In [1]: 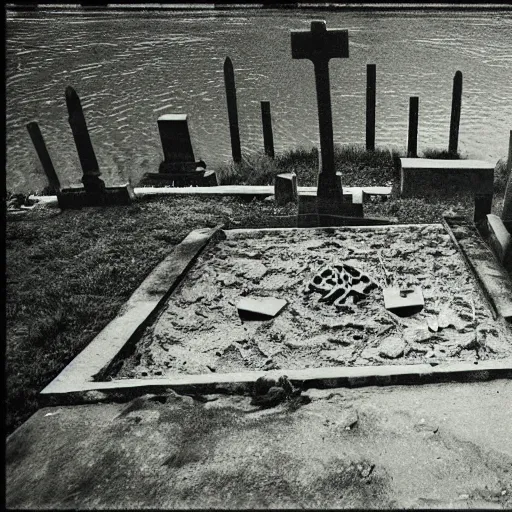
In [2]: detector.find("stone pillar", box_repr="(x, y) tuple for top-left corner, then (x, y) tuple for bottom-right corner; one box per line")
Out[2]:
(224, 56), (242, 164)
(366, 64), (376, 151)
(407, 96), (419, 158)
(448, 71), (463, 155)
(261, 101), (275, 158)
(275, 173), (298, 206)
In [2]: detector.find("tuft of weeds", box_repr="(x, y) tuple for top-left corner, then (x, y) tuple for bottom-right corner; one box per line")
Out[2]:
(422, 148), (462, 160)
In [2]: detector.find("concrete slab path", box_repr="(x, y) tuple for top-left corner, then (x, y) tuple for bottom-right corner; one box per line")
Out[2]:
(7, 379), (512, 509)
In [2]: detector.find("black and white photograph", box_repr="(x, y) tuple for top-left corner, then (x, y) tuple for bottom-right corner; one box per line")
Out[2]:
(5, 0), (512, 508)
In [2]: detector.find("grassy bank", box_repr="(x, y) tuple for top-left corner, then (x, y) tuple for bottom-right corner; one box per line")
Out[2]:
(5, 145), (508, 436)
(217, 144), (397, 188)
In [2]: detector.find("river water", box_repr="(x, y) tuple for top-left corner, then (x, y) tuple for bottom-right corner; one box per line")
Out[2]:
(6, 8), (512, 193)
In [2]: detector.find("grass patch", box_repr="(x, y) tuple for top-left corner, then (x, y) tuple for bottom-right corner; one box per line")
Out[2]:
(4, 196), (296, 436)
(422, 148), (462, 160)
(216, 144), (396, 188)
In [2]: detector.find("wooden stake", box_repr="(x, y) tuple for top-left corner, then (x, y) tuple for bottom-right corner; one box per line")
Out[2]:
(261, 101), (275, 158)
(407, 96), (419, 158)
(366, 64), (376, 151)
(448, 71), (463, 155)
(224, 57), (242, 164)
(26, 122), (61, 193)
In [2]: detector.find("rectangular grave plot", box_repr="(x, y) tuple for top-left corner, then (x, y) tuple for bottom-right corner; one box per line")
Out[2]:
(110, 224), (512, 381)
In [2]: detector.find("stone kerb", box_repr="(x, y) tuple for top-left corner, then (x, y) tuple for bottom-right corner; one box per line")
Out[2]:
(487, 214), (511, 268)
(274, 173), (298, 205)
(399, 158), (495, 198)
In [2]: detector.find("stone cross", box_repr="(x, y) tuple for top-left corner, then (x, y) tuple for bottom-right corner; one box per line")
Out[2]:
(291, 20), (349, 202)
(65, 86), (106, 196)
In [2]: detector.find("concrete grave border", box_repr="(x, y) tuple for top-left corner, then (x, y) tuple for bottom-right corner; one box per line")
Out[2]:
(29, 185), (392, 207)
(41, 223), (512, 404)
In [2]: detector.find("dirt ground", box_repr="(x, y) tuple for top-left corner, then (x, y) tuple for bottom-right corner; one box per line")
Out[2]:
(115, 225), (512, 379)
(6, 379), (512, 509)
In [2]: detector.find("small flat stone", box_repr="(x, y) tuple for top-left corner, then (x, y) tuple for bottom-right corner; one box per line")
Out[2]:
(403, 326), (434, 344)
(379, 336), (405, 359)
(216, 273), (236, 286)
(232, 259), (268, 280)
(484, 335), (510, 354)
(454, 331), (478, 350)
(332, 408), (359, 430)
(383, 287), (424, 315)
(427, 317), (439, 332)
(438, 306), (458, 329)
(237, 296), (287, 318)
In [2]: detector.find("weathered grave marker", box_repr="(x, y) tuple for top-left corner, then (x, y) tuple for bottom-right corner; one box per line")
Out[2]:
(261, 101), (275, 158)
(407, 96), (419, 158)
(157, 114), (205, 173)
(366, 64), (376, 151)
(26, 121), (61, 193)
(224, 56), (242, 163)
(140, 114), (217, 187)
(66, 86), (106, 196)
(502, 130), (512, 231)
(291, 20), (349, 208)
(275, 173), (297, 205)
(58, 86), (134, 208)
(448, 71), (463, 155)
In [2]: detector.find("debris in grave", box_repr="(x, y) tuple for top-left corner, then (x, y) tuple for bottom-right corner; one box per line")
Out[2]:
(6, 193), (35, 210)
(237, 296), (287, 320)
(437, 304), (459, 329)
(378, 335), (406, 359)
(250, 375), (307, 410)
(383, 286), (424, 317)
(378, 251), (393, 286)
(402, 325), (438, 344)
(306, 263), (379, 307)
(427, 316), (439, 332)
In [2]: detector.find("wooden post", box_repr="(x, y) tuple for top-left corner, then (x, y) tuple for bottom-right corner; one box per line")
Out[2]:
(224, 57), (242, 164)
(449, 71), (463, 155)
(407, 96), (419, 158)
(366, 64), (376, 151)
(261, 101), (275, 158)
(65, 85), (106, 195)
(502, 130), (512, 229)
(26, 122), (61, 193)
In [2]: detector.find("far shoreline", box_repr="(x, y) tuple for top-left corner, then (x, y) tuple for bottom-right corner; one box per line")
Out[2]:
(6, 3), (512, 12)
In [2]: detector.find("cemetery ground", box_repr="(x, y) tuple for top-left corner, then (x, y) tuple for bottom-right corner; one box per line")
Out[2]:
(5, 146), (512, 508)
(5, 145), (510, 436)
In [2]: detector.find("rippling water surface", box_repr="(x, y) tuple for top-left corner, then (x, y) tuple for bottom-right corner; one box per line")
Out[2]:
(6, 8), (512, 192)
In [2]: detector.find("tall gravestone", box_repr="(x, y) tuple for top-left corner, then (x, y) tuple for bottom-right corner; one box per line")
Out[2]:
(291, 21), (359, 221)
(291, 21), (348, 202)
(66, 86), (106, 197)
(57, 86), (134, 208)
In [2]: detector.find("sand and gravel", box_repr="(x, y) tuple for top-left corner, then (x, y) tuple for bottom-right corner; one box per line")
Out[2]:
(114, 225), (512, 379)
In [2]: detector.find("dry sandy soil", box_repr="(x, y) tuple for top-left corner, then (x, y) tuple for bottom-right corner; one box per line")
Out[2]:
(115, 224), (512, 379)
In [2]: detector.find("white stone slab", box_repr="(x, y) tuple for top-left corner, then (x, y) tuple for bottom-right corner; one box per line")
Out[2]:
(237, 297), (287, 318)
(158, 114), (188, 122)
(400, 158), (495, 170)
